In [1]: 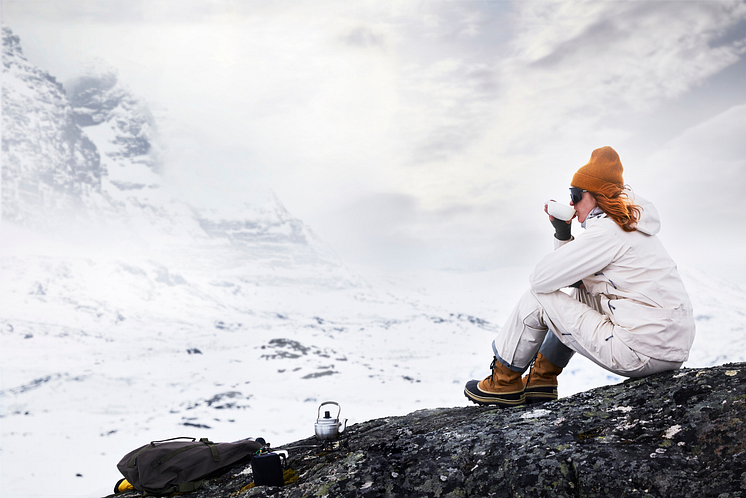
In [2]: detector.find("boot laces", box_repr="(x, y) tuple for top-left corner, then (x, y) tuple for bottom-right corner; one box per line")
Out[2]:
(490, 356), (535, 383)
(526, 354), (537, 386)
(488, 357), (498, 382)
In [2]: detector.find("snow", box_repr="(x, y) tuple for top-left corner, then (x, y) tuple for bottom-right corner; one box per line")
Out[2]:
(1, 233), (745, 498)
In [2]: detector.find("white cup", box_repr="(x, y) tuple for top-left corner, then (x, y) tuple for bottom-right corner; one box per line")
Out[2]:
(546, 200), (575, 221)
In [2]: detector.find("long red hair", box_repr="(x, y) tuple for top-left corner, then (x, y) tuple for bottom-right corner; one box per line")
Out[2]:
(591, 184), (642, 232)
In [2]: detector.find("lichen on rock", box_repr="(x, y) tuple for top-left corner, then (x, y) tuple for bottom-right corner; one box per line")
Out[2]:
(106, 362), (746, 498)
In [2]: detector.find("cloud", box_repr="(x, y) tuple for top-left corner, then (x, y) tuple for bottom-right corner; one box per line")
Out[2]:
(640, 104), (746, 215)
(2, 0), (283, 24)
(339, 26), (386, 49)
(3, 0), (745, 281)
(491, 0), (746, 138)
(636, 104), (746, 281)
(396, 59), (499, 164)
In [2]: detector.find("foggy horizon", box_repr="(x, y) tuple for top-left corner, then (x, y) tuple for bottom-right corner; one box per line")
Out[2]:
(3, 0), (745, 284)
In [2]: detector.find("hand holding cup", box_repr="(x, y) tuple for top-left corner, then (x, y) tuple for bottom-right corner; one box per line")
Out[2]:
(545, 200), (575, 222)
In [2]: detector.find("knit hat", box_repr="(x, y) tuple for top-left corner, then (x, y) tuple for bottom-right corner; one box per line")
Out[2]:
(571, 146), (624, 193)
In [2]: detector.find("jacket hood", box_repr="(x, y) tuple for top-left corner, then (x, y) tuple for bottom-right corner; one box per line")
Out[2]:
(632, 194), (660, 235)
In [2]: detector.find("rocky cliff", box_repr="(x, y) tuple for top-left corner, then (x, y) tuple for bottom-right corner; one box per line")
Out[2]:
(2, 26), (105, 226)
(106, 362), (745, 498)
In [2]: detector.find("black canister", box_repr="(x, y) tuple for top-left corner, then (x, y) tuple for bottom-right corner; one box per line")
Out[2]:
(251, 451), (287, 487)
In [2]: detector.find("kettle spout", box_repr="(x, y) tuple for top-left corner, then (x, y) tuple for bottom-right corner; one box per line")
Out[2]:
(339, 418), (348, 434)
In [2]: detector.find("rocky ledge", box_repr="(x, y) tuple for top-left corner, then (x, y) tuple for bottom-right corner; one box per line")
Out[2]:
(107, 362), (746, 498)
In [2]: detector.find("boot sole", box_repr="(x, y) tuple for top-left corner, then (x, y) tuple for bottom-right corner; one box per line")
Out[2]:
(525, 386), (558, 404)
(464, 380), (525, 408)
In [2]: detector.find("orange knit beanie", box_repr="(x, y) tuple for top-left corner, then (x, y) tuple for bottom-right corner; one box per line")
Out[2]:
(571, 146), (624, 193)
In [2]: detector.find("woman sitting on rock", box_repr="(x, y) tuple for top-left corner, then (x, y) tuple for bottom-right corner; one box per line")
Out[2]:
(464, 146), (695, 407)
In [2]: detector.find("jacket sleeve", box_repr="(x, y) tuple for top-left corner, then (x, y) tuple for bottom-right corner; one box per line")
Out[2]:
(529, 223), (623, 294)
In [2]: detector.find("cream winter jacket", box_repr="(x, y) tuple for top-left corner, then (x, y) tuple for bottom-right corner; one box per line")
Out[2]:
(529, 197), (695, 362)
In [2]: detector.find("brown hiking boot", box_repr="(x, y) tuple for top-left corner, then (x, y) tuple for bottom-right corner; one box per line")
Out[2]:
(464, 356), (525, 407)
(522, 352), (562, 404)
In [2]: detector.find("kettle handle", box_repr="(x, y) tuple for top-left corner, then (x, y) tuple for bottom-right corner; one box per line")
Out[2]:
(317, 401), (341, 419)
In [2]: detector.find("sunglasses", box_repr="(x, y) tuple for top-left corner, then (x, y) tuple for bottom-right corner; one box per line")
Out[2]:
(569, 187), (587, 205)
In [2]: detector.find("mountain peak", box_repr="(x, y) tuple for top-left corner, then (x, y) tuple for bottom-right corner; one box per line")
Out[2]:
(2, 26), (26, 63)
(2, 26), (103, 227)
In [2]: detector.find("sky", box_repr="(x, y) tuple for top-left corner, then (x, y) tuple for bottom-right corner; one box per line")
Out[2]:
(3, 0), (746, 284)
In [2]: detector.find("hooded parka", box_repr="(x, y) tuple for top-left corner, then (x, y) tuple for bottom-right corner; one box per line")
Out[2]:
(531, 195), (695, 362)
(492, 195), (695, 377)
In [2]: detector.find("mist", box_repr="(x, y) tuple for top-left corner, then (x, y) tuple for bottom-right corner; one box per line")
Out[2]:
(4, 0), (746, 283)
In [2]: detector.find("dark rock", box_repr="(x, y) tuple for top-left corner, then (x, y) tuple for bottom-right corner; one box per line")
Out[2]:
(105, 362), (746, 497)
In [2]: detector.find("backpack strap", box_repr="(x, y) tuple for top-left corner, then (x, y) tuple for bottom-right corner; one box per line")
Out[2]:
(148, 439), (220, 470)
(149, 443), (203, 469)
(128, 446), (152, 469)
(199, 438), (220, 462)
(142, 479), (206, 496)
(178, 479), (206, 492)
(150, 437), (196, 444)
(127, 437), (196, 468)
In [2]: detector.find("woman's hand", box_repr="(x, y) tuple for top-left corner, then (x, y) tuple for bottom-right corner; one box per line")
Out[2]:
(544, 201), (572, 241)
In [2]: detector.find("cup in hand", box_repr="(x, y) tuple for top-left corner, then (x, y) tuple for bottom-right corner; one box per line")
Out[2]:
(546, 200), (575, 221)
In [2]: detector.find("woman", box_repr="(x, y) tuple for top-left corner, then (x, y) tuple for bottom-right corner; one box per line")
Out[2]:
(464, 146), (695, 407)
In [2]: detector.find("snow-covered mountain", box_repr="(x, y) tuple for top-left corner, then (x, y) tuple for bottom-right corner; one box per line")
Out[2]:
(67, 61), (158, 168)
(2, 25), (746, 498)
(2, 26), (349, 283)
(1, 27), (106, 228)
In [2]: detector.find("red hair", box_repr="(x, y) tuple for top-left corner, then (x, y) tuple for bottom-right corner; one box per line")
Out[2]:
(591, 184), (642, 232)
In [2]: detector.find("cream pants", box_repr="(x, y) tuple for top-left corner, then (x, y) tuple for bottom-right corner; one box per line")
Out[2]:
(492, 288), (682, 377)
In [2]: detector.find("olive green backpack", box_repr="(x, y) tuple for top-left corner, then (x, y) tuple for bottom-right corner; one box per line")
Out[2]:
(116, 436), (264, 495)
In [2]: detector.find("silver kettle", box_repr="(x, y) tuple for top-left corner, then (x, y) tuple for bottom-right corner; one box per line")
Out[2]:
(314, 401), (347, 440)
